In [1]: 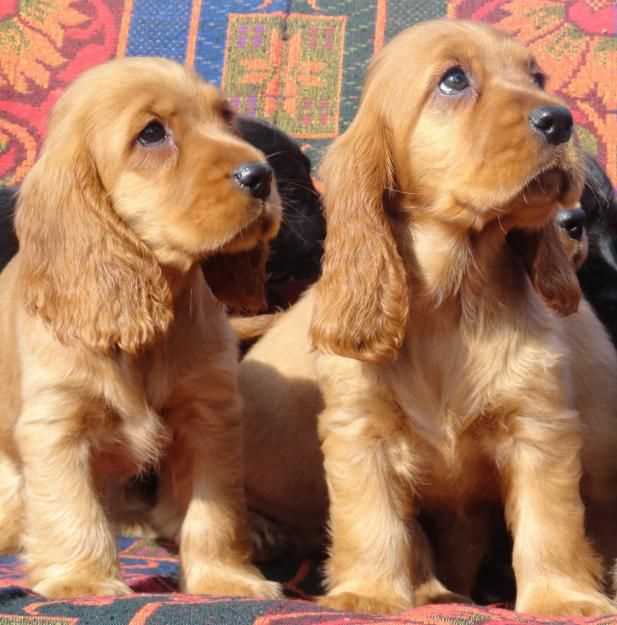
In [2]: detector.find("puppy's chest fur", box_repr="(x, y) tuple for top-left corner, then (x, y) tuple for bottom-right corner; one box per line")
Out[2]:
(387, 298), (563, 504)
(90, 305), (233, 481)
(86, 356), (172, 480)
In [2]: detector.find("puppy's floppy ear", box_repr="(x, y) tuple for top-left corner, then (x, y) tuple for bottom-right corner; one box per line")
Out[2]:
(310, 110), (409, 362)
(508, 220), (581, 316)
(15, 140), (173, 353)
(201, 243), (269, 314)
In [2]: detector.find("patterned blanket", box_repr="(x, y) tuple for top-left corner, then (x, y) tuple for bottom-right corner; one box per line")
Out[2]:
(0, 537), (615, 625)
(1, 0), (617, 623)
(0, 1), (616, 185)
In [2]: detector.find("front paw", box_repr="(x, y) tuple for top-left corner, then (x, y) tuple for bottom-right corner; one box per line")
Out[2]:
(184, 563), (282, 599)
(318, 591), (412, 614)
(517, 587), (617, 616)
(33, 576), (131, 599)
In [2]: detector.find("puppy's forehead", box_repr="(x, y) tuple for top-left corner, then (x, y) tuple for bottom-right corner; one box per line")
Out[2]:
(127, 70), (223, 120)
(388, 19), (534, 74)
(111, 62), (205, 111)
(58, 57), (218, 120)
(464, 25), (536, 72)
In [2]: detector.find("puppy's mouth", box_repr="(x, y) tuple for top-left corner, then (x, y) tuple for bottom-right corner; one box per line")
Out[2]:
(220, 198), (281, 254)
(519, 166), (572, 204)
(500, 158), (581, 228)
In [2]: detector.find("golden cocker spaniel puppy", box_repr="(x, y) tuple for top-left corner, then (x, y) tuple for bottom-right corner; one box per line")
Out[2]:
(239, 20), (617, 616)
(0, 57), (282, 600)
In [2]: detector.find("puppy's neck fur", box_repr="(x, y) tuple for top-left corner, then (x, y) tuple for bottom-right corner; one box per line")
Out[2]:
(400, 215), (525, 324)
(162, 264), (223, 323)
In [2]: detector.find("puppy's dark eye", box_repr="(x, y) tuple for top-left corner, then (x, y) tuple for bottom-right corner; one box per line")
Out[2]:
(438, 66), (470, 95)
(565, 222), (583, 240)
(532, 72), (546, 89)
(137, 120), (167, 146)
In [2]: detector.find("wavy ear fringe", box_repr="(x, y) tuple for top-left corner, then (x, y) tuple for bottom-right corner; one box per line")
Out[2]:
(310, 115), (409, 363)
(201, 243), (270, 315)
(508, 221), (581, 316)
(15, 148), (173, 354)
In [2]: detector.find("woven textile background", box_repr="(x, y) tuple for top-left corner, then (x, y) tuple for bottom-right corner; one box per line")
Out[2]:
(0, 537), (616, 625)
(0, 0), (616, 187)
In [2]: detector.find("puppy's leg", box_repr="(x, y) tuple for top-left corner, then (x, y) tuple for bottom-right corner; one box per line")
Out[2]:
(582, 475), (617, 596)
(317, 399), (418, 614)
(157, 398), (281, 599)
(504, 407), (616, 616)
(0, 452), (23, 553)
(580, 426), (617, 596)
(17, 400), (129, 599)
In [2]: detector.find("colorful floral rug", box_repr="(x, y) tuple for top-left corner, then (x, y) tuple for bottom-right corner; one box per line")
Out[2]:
(0, 537), (615, 625)
(0, 1), (615, 187)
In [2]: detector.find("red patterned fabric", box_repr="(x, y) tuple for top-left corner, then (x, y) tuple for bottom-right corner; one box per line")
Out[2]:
(0, 0), (126, 183)
(0, 538), (615, 624)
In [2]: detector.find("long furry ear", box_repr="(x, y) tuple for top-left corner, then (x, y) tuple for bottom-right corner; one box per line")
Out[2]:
(508, 220), (581, 316)
(309, 116), (409, 362)
(15, 147), (173, 353)
(201, 242), (269, 314)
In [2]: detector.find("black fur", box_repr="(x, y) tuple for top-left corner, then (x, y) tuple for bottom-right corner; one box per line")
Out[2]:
(0, 186), (17, 271)
(235, 116), (324, 309)
(575, 154), (617, 346)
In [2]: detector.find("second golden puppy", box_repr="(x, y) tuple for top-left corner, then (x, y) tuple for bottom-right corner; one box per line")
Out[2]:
(0, 57), (281, 599)
(240, 20), (617, 616)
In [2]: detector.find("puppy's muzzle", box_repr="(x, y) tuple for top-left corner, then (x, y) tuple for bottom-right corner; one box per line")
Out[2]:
(233, 161), (273, 200)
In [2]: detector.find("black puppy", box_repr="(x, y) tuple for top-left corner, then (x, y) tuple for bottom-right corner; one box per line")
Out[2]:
(556, 154), (617, 346)
(235, 117), (324, 309)
(0, 116), (325, 312)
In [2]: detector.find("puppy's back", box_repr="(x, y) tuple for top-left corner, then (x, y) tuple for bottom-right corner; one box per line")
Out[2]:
(240, 290), (327, 528)
(560, 299), (617, 467)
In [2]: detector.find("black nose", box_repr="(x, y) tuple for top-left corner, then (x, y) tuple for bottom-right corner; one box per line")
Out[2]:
(233, 161), (272, 200)
(529, 106), (573, 145)
(556, 205), (586, 241)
